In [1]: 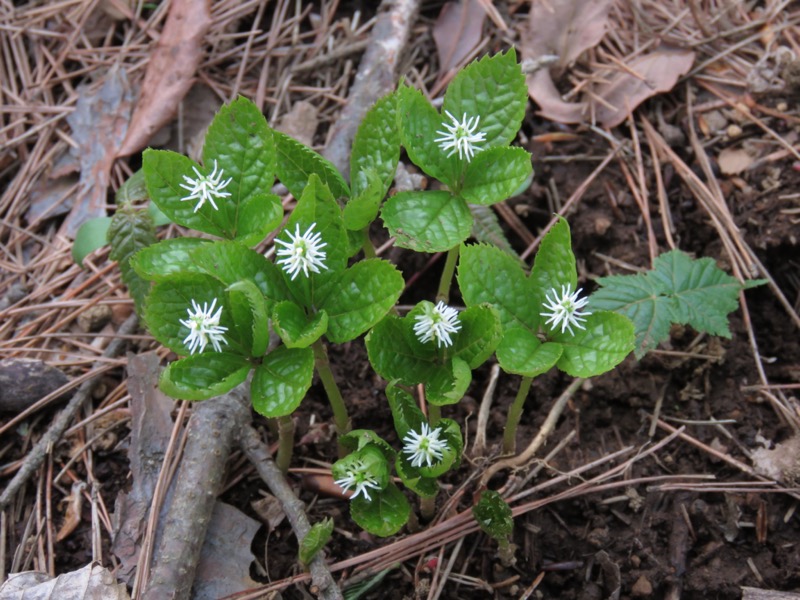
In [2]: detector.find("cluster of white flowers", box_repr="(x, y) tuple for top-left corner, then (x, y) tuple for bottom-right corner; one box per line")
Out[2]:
(275, 223), (328, 280)
(413, 301), (461, 348)
(434, 110), (486, 162)
(540, 284), (591, 336)
(179, 160), (232, 212)
(334, 460), (382, 501)
(179, 298), (229, 354)
(402, 423), (447, 468)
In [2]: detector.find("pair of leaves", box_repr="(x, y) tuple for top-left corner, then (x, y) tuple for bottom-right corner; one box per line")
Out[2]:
(458, 219), (635, 378)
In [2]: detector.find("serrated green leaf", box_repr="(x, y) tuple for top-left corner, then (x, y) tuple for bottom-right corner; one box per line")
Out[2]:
(395, 457), (439, 498)
(107, 206), (158, 313)
(386, 384), (425, 440)
(234, 192), (283, 247)
(343, 169), (383, 231)
(472, 490), (513, 542)
(496, 328), (562, 377)
(143, 274), (244, 355)
(318, 259), (404, 343)
(159, 352), (251, 401)
(227, 279), (270, 357)
(272, 301), (328, 348)
(131, 238), (210, 281)
(458, 243), (539, 332)
(426, 356), (471, 406)
(339, 431), (396, 462)
(554, 312), (634, 377)
(116, 169), (148, 206)
(350, 482), (409, 537)
(273, 130), (349, 199)
(381, 191), (472, 252)
(417, 417), (462, 478)
(299, 518), (334, 567)
(461, 147), (532, 206)
(592, 249), (745, 358)
(469, 204), (519, 259)
(452, 304), (502, 369)
(73, 217), (112, 267)
(365, 315), (439, 385)
(530, 218), (577, 317)
(351, 92), (400, 198)
(251, 346), (314, 417)
(442, 49), (527, 149)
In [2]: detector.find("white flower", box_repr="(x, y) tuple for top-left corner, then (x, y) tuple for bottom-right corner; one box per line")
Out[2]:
(179, 298), (229, 354)
(540, 284), (592, 336)
(275, 223), (328, 280)
(402, 423), (447, 468)
(179, 159), (232, 212)
(334, 460), (382, 501)
(413, 301), (461, 348)
(434, 110), (487, 162)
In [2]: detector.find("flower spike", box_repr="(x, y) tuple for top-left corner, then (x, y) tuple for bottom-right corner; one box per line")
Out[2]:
(402, 423), (447, 468)
(540, 284), (592, 336)
(179, 298), (229, 354)
(334, 460), (382, 501)
(275, 223), (328, 280)
(413, 301), (462, 348)
(434, 110), (487, 162)
(179, 159), (232, 212)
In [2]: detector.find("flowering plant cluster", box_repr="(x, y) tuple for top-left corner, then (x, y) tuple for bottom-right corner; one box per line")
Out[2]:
(90, 49), (752, 544)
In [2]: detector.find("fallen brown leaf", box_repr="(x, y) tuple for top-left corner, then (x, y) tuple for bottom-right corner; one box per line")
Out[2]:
(0, 563), (130, 600)
(526, 68), (587, 124)
(718, 147), (755, 175)
(117, 0), (211, 157)
(56, 481), (87, 542)
(433, 0), (486, 78)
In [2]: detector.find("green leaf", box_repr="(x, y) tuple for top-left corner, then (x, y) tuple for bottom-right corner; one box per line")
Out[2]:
(159, 352), (251, 400)
(273, 130), (349, 199)
(365, 314), (438, 385)
(458, 243), (539, 332)
(452, 304), (502, 369)
(131, 238), (210, 281)
(107, 206), (158, 314)
(339, 431), (396, 462)
(381, 191), (472, 252)
(73, 217), (112, 267)
(442, 49), (527, 148)
(251, 346), (314, 417)
(472, 490), (513, 541)
(496, 328), (562, 377)
(350, 482), (410, 537)
(426, 356), (471, 406)
(461, 147), (532, 206)
(396, 85), (456, 187)
(299, 518), (334, 567)
(147, 201), (172, 227)
(318, 259), (404, 343)
(143, 274), (244, 355)
(470, 204), (519, 259)
(417, 417), (463, 478)
(272, 301), (328, 348)
(227, 279), (270, 357)
(386, 384), (425, 440)
(530, 218), (577, 315)
(554, 312), (635, 377)
(591, 249), (745, 358)
(343, 169), (383, 231)
(395, 456), (439, 499)
(350, 91), (400, 198)
(343, 569), (395, 600)
(115, 169), (148, 206)
(234, 192), (283, 247)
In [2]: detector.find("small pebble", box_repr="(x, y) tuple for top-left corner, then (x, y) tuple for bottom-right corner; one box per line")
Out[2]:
(726, 124), (743, 138)
(631, 575), (653, 597)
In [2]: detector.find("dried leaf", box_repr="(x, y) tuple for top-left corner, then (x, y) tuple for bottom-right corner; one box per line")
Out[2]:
(274, 100), (319, 148)
(117, 0), (211, 157)
(433, 0), (486, 76)
(56, 481), (87, 542)
(593, 48), (695, 127)
(522, 0), (613, 71)
(62, 67), (134, 237)
(0, 563), (130, 599)
(526, 68), (587, 124)
(718, 147), (755, 175)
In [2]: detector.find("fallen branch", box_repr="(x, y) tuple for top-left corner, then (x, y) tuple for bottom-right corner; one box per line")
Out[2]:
(240, 425), (343, 600)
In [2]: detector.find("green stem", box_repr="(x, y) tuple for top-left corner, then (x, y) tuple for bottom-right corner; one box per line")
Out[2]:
(361, 229), (377, 259)
(503, 376), (533, 455)
(312, 340), (351, 453)
(436, 246), (460, 303)
(275, 415), (295, 474)
(427, 404), (442, 427)
(420, 494), (437, 522)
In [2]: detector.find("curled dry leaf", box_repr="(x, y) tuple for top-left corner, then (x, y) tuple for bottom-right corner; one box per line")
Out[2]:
(117, 0), (211, 157)
(433, 0), (486, 78)
(0, 563), (130, 599)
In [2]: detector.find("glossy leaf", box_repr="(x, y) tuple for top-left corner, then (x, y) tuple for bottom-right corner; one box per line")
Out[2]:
(73, 217), (112, 267)
(272, 301), (328, 348)
(273, 130), (349, 199)
(553, 312), (635, 377)
(227, 279), (270, 357)
(159, 352), (251, 401)
(472, 490), (513, 541)
(461, 147), (532, 206)
(350, 482), (410, 537)
(298, 518), (334, 567)
(496, 328), (562, 377)
(426, 356), (471, 406)
(251, 346), (314, 417)
(343, 169), (384, 231)
(452, 303), (502, 369)
(530, 218), (577, 313)
(381, 191), (472, 252)
(131, 238), (210, 281)
(350, 91), (400, 198)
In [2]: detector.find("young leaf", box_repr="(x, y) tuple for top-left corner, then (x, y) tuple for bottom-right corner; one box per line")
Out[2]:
(159, 352), (251, 401)
(442, 48), (527, 149)
(317, 259), (404, 343)
(343, 169), (384, 231)
(426, 356), (471, 406)
(591, 249), (747, 357)
(452, 304), (502, 369)
(461, 147), (533, 206)
(496, 328), (562, 377)
(415, 417), (463, 478)
(227, 279), (270, 357)
(251, 346), (314, 417)
(472, 490), (513, 541)
(553, 312), (635, 377)
(366, 315), (439, 385)
(350, 91), (400, 199)
(272, 301), (328, 348)
(131, 238), (210, 281)
(386, 384), (425, 440)
(107, 206), (157, 313)
(115, 169), (148, 206)
(350, 482), (410, 538)
(395, 457), (439, 499)
(73, 217), (112, 267)
(298, 518), (334, 567)
(530, 217), (578, 313)
(381, 191), (472, 252)
(273, 130), (349, 200)
(339, 431), (396, 462)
